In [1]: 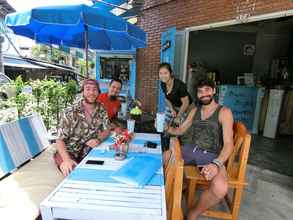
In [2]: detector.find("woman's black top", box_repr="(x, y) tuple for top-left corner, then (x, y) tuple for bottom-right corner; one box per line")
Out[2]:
(161, 78), (192, 108)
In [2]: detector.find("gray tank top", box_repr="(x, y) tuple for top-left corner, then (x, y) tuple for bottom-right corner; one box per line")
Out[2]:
(191, 105), (223, 154)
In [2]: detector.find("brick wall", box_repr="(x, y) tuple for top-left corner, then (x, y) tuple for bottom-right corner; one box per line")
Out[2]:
(136, 0), (293, 112)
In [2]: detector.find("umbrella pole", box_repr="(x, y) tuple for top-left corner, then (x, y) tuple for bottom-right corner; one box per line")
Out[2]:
(84, 25), (89, 77)
(50, 44), (53, 62)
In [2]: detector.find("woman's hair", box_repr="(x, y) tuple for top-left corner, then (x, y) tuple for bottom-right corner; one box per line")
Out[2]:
(158, 62), (173, 75)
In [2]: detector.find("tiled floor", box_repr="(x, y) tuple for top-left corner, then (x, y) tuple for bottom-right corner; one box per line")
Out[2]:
(249, 134), (293, 176)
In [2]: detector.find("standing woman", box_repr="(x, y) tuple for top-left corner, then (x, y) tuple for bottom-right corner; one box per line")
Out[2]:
(159, 62), (194, 126)
(159, 63), (194, 151)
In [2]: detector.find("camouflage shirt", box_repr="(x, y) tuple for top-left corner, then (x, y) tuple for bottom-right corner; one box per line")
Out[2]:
(57, 99), (110, 160)
(181, 105), (223, 154)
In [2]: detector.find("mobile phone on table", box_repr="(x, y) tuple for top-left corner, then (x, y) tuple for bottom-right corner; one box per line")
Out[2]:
(145, 141), (158, 149)
(85, 160), (104, 165)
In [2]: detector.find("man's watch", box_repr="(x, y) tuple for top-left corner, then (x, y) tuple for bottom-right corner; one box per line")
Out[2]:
(212, 158), (224, 169)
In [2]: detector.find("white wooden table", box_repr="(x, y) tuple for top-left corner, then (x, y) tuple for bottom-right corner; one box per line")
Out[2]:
(40, 133), (166, 220)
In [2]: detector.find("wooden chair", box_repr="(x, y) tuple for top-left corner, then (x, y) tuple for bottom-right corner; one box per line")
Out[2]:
(184, 122), (251, 220)
(164, 137), (184, 220)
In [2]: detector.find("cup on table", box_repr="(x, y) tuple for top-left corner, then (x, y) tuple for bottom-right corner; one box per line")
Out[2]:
(156, 112), (165, 132)
(127, 119), (135, 133)
(118, 102), (127, 119)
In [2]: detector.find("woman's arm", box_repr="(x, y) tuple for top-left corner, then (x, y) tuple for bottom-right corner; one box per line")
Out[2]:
(167, 107), (197, 135)
(177, 96), (190, 117)
(165, 98), (177, 117)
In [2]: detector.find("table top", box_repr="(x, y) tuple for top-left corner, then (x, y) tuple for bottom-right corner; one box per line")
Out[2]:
(40, 133), (166, 220)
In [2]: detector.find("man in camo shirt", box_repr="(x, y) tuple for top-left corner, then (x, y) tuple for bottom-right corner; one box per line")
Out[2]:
(54, 79), (111, 176)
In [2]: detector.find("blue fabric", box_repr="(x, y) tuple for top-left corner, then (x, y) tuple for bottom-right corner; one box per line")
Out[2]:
(104, 137), (160, 146)
(18, 118), (40, 156)
(5, 4), (146, 50)
(68, 168), (163, 186)
(111, 155), (162, 188)
(0, 133), (15, 174)
(88, 149), (161, 160)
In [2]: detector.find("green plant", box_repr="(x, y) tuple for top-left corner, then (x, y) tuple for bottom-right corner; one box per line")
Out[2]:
(78, 59), (95, 76)
(13, 75), (25, 95)
(31, 45), (69, 64)
(0, 99), (18, 123)
(0, 78), (79, 130)
(65, 80), (78, 107)
(31, 45), (49, 60)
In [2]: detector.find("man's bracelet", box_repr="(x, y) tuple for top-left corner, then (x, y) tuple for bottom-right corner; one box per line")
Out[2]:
(212, 158), (224, 169)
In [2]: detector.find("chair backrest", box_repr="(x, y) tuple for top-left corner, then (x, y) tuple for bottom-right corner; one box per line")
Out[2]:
(0, 113), (49, 178)
(164, 137), (184, 220)
(226, 122), (251, 182)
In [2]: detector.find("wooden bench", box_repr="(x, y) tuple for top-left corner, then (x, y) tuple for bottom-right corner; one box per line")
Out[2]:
(185, 122), (251, 220)
(0, 113), (63, 220)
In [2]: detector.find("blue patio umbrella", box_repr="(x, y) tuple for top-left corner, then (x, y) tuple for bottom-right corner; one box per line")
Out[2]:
(5, 4), (147, 76)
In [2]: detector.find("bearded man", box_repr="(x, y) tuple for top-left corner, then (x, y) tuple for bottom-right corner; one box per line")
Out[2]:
(165, 78), (234, 220)
(54, 79), (111, 176)
(97, 78), (122, 121)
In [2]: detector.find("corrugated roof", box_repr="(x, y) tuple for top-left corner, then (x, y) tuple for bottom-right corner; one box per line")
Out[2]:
(0, 1), (15, 18)
(3, 55), (76, 72)
(3, 55), (47, 69)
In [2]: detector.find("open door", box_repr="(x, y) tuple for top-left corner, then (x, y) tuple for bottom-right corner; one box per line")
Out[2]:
(158, 27), (176, 112)
(158, 28), (188, 111)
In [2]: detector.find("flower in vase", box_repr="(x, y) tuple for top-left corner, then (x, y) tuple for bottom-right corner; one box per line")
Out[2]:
(113, 129), (133, 154)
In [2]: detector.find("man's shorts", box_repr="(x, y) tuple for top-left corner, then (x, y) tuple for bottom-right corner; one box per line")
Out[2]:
(182, 144), (217, 166)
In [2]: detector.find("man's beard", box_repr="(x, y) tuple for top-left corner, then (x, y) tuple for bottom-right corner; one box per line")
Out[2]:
(83, 96), (96, 104)
(109, 95), (117, 101)
(198, 95), (213, 106)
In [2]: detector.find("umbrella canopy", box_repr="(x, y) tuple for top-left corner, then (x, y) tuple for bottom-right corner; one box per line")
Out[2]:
(5, 4), (146, 50)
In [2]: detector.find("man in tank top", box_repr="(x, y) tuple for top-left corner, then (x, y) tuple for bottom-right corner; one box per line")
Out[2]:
(165, 78), (234, 220)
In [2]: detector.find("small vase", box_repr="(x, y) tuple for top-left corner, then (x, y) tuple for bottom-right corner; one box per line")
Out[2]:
(114, 143), (129, 161)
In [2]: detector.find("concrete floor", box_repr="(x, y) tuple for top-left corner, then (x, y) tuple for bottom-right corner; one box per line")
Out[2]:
(188, 134), (293, 220)
(249, 135), (293, 177)
(192, 165), (293, 220)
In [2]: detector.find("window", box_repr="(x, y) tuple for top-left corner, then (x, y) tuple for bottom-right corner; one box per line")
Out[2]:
(100, 57), (130, 81)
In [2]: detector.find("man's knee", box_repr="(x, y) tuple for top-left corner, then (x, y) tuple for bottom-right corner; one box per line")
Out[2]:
(210, 176), (228, 199)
